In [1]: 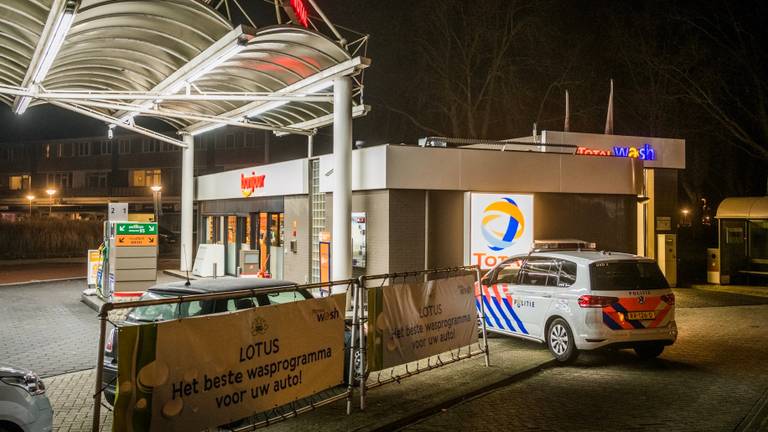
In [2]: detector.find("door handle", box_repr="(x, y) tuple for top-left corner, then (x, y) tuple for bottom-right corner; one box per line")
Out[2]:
(541, 294), (552, 298)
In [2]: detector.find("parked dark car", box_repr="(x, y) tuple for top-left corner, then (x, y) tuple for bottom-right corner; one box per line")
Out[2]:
(102, 278), (358, 408)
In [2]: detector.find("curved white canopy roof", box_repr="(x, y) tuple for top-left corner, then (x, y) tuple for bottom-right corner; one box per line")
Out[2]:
(716, 197), (768, 219)
(0, 0), (369, 143)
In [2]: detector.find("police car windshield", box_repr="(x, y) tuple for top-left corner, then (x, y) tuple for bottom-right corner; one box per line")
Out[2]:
(590, 261), (669, 291)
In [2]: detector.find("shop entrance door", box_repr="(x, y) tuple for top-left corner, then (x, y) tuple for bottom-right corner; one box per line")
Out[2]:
(225, 216), (237, 275)
(254, 212), (283, 278)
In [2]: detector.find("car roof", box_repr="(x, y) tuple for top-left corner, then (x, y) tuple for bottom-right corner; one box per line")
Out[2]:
(523, 250), (649, 265)
(147, 278), (298, 296)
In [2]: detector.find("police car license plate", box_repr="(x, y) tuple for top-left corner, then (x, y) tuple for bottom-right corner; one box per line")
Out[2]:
(627, 311), (656, 320)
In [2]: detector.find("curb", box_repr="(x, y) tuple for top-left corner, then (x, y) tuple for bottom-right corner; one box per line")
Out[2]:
(80, 292), (103, 313)
(691, 284), (768, 299)
(0, 276), (86, 288)
(735, 388), (768, 432)
(0, 257), (87, 266)
(371, 358), (558, 432)
(163, 269), (201, 280)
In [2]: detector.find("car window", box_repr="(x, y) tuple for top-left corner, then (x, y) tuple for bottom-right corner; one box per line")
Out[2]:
(556, 260), (577, 287)
(519, 258), (550, 286)
(267, 290), (308, 305)
(128, 294), (208, 322)
(520, 257), (560, 286)
(590, 260), (669, 291)
(186, 301), (205, 317)
(495, 258), (523, 284)
(226, 297), (258, 311)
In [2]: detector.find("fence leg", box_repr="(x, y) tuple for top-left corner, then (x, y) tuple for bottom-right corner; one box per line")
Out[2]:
(358, 277), (367, 411)
(346, 281), (359, 415)
(92, 309), (108, 432)
(476, 268), (491, 367)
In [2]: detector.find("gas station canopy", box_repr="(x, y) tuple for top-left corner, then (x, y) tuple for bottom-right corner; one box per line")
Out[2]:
(0, 0), (370, 142)
(0, 0), (369, 294)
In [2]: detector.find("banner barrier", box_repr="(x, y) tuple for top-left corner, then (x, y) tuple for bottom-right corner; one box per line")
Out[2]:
(91, 280), (354, 432)
(91, 270), (489, 431)
(114, 295), (346, 431)
(367, 275), (478, 371)
(351, 266), (490, 411)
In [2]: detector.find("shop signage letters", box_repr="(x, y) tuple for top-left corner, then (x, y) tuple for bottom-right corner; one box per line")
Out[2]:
(576, 143), (656, 160)
(240, 172), (266, 197)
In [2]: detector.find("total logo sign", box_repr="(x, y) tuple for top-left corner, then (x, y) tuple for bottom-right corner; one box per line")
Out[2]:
(470, 193), (534, 269)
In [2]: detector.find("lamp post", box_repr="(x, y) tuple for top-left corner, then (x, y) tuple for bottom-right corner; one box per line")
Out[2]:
(150, 185), (162, 223)
(681, 208), (690, 227)
(45, 188), (57, 217)
(26, 195), (35, 217)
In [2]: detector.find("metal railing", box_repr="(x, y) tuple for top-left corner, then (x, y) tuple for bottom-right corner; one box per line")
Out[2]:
(91, 268), (491, 430)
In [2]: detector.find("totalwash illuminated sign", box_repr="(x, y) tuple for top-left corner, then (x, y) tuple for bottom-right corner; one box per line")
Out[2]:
(240, 172), (266, 197)
(576, 143), (656, 160)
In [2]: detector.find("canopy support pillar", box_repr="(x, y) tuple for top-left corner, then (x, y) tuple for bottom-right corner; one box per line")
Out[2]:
(180, 133), (195, 272)
(332, 76), (352, 293)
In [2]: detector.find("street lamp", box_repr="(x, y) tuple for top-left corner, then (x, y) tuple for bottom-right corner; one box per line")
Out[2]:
(45, 188), (57, 217)
(681, 208), (690, 227)
(25, 195), (35, 217)
(150, 185), (162, 223)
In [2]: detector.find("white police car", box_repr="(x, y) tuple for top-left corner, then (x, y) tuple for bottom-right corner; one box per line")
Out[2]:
(478, 242), (677, 362)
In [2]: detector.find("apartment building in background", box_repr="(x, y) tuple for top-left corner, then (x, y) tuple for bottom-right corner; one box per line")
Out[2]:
(0, 127), (311, 232)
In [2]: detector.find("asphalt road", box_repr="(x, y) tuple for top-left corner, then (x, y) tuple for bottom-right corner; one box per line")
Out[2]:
(402, 290), (768, 432)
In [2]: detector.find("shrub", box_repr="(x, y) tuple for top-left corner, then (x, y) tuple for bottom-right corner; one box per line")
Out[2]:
(0, 219), (102, 259)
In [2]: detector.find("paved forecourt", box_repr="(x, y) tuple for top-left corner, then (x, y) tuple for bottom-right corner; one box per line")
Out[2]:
(404, 290), (768, 432)
(0, 279), (100, 377)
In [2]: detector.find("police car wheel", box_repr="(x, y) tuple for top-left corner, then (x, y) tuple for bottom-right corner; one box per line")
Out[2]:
(547, 318), (579, 363)
(634, 343), (665, 359)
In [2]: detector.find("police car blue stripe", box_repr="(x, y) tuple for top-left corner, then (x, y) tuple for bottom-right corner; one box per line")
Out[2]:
(482, 295), (508, 331)
(602, 312), (623, 330)
(501, 297), (529, 335)
(490, 295), (517, 332)
(475, 298), (493, 328)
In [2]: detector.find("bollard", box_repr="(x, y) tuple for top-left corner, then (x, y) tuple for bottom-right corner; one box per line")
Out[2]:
(213, 262), (217, 279)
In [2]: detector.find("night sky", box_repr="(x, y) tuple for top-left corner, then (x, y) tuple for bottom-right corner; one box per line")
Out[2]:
(0, 0), (766, 203)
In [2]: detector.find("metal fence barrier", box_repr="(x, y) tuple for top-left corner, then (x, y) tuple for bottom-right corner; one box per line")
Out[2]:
(349, 266), (490, 411)
(91, 278), (355, 432)
(91, 268), (491, 430)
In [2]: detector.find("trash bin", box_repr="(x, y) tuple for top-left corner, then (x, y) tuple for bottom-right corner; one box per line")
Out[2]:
(707, 248), (720, 284)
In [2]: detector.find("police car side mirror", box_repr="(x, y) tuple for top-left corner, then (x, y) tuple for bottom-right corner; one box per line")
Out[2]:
(481, 271), (494, 286)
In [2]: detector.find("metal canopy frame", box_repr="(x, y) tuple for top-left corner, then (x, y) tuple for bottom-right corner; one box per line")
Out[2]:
(0, 0), (370, 143)
(1, 0), (370, 337)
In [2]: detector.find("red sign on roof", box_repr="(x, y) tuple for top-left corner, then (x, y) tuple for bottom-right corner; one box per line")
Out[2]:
(283, 0), (310, 28)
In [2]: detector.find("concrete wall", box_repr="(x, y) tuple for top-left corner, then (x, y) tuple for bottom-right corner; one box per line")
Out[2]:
(389, 190), (426, 273)
(534, 193), (637, 254)
(427, 191), (465, 269)
(283, 195), (310, 284)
